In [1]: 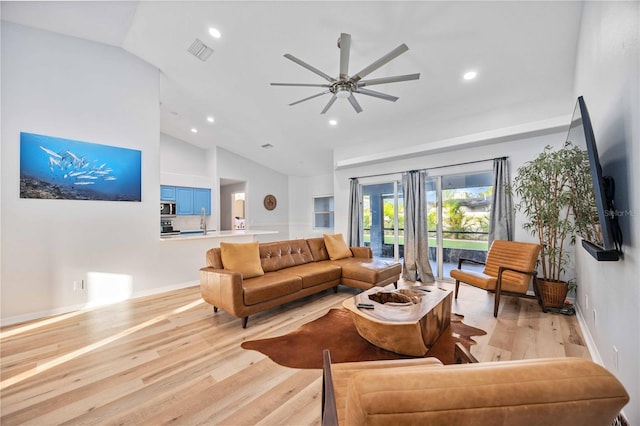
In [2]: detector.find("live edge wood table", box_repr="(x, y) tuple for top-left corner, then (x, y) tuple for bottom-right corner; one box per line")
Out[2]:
(342, 285), (452, 356)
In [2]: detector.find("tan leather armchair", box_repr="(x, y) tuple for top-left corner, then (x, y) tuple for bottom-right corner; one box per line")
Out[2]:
(321, 349), (629, 426)
(450, 240), (544, 317)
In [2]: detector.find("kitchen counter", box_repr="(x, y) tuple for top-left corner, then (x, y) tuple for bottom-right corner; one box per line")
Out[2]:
(160, 229), (278, 241)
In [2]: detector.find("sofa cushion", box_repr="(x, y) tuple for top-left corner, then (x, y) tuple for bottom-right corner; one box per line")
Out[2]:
(307, 237), (330, 261)
(336, 258), (402, 284)
(260, 240), (314, 272)
(220, 241), (264, 279)
(243, 272), (302, 305)
(285, 262), (342, 288)
(323, 233), (353, 260)
(205, 247), (223, 269)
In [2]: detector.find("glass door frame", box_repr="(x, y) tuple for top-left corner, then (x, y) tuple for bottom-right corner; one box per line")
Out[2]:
(359, 175), (403, 263)
(426, 167), (493, 280)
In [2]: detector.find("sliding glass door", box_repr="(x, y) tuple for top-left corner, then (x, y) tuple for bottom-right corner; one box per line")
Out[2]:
(358, 170), (492, 279)
(426, 172), (493, 279)
(362, 181), (404, 262)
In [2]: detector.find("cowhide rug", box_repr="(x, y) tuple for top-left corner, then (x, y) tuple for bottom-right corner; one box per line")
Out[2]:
(241, 308), (486, 369)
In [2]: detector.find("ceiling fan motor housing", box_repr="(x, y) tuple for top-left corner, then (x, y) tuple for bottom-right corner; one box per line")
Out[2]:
(333, 81), (355, 98)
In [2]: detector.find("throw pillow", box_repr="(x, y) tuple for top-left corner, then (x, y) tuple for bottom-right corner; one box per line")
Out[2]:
(323, 233), (353, 260)
(220, 241), (264, 279)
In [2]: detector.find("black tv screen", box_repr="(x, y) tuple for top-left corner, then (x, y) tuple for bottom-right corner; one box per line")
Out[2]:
(566, 96), (621, 261)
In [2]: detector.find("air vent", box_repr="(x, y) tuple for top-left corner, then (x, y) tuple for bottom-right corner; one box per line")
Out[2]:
(187, 38), (213, 61)
(261, 143), (274, 149)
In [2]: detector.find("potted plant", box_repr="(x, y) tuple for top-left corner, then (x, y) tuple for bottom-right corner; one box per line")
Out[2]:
(511, 142), (594, 307)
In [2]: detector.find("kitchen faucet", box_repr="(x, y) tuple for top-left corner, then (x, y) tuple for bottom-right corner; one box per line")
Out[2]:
(200, 207), (207, 235)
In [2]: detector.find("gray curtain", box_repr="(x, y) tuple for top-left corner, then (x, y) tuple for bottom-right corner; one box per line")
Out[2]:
(488, 157), (513, 245)
(347, 178), (363, 247)
(402, 171), (434, 282)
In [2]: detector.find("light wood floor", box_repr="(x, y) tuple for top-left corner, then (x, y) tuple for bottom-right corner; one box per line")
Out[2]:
(0, 280), (589, 425)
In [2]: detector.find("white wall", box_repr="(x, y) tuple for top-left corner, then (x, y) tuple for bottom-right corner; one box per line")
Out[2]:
(572, 2), (639, 423)
(160, 132), (210, 179)
(217, 147), (288, 242)
(288, 173), (334, 239)
(0, 23), (215, 324)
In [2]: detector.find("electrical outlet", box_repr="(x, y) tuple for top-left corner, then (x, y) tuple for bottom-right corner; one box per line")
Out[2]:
(73, 280), (85, 291)
(585, 294), (589, 310)
(593, 309), (597, 325)
(73, 280), (78, 291)
(613, 346), (619, 371)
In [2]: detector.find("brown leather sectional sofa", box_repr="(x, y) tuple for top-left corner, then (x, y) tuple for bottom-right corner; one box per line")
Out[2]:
(199, 237), (402, 327)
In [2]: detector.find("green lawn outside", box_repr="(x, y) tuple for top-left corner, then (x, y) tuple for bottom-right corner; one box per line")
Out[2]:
(430, 238), (488, 250)
(363, 234), (487, 250)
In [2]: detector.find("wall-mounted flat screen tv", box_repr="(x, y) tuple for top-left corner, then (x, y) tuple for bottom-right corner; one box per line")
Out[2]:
(566, 96), (621, 261)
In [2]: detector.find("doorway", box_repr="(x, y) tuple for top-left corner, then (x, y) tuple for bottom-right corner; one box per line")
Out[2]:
(231, 192), (246, 229)
(220, 178), (247, 231)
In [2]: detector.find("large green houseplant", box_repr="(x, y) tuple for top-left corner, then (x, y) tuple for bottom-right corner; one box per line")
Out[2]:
(511, 142), (596, 307)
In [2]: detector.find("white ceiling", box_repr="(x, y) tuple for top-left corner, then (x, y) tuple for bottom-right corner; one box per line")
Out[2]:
(1, 1), (583, 176)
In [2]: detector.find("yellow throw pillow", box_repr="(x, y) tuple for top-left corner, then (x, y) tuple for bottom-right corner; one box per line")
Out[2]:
(220, 241), (264, 279)
(323, 233), (353, 260)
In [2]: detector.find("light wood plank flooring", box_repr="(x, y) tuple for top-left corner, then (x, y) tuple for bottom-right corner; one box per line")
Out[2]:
(0, 281), (589, 425)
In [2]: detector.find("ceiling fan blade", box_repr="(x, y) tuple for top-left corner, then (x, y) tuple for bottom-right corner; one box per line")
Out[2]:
(358, 73), (421, 87)
(347, 94), (363, 113)
(289, 90), (331, 106)
(351, 43), (409, 82)
(339, 33), (351, 81)
(355, 88), (399, 102)
(320, 94), (338, 114)
(284, 54), (335, 83)
(271, 83), (331, 87)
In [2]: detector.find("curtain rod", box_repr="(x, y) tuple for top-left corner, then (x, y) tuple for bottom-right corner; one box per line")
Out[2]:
(350, 156), (507, 180)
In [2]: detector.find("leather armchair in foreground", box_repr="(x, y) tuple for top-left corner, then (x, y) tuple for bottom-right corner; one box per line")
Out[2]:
(322, 349), (629, 426)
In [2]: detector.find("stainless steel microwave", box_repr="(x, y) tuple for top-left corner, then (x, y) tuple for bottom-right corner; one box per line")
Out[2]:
(160, 201), (176, 217)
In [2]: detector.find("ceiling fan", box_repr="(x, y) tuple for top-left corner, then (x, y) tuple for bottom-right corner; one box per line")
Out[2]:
(271, 33), (420, 114)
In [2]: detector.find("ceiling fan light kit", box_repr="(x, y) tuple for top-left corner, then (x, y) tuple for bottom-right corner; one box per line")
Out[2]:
(271, 33), (420, 114)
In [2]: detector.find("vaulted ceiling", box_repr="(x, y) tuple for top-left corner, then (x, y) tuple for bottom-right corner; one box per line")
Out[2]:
(2, 1), (583, 176)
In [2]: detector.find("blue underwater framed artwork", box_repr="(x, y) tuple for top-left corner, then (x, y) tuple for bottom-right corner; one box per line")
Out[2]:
(20, 132), (142, 202)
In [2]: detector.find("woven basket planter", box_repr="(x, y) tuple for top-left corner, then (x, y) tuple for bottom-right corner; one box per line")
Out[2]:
(539, 280), (568, 308)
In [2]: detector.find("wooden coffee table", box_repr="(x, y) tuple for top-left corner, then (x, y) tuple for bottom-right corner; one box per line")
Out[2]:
(342, 285), (452, 356)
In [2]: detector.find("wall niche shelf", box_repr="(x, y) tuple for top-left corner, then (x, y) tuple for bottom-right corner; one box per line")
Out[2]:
(313, 196), (334, 229)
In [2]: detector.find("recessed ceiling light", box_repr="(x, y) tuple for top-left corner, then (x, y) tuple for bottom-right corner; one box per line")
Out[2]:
(208, 27), (221, 39)
(191, 128), (198, 133)
(463, 71), (477, 80)
(207, 116), (214, 123)
(329, 119), (338, 126)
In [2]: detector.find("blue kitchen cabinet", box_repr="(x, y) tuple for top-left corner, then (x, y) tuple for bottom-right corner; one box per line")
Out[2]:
(176, 187), (194, 215)
(174, 186), (211, 215)
(194, 188), (211, 215)
(160, 185), (176, 201)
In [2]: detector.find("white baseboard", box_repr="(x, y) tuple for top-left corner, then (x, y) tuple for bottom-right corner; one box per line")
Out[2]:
(575, 303), (603, 365)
